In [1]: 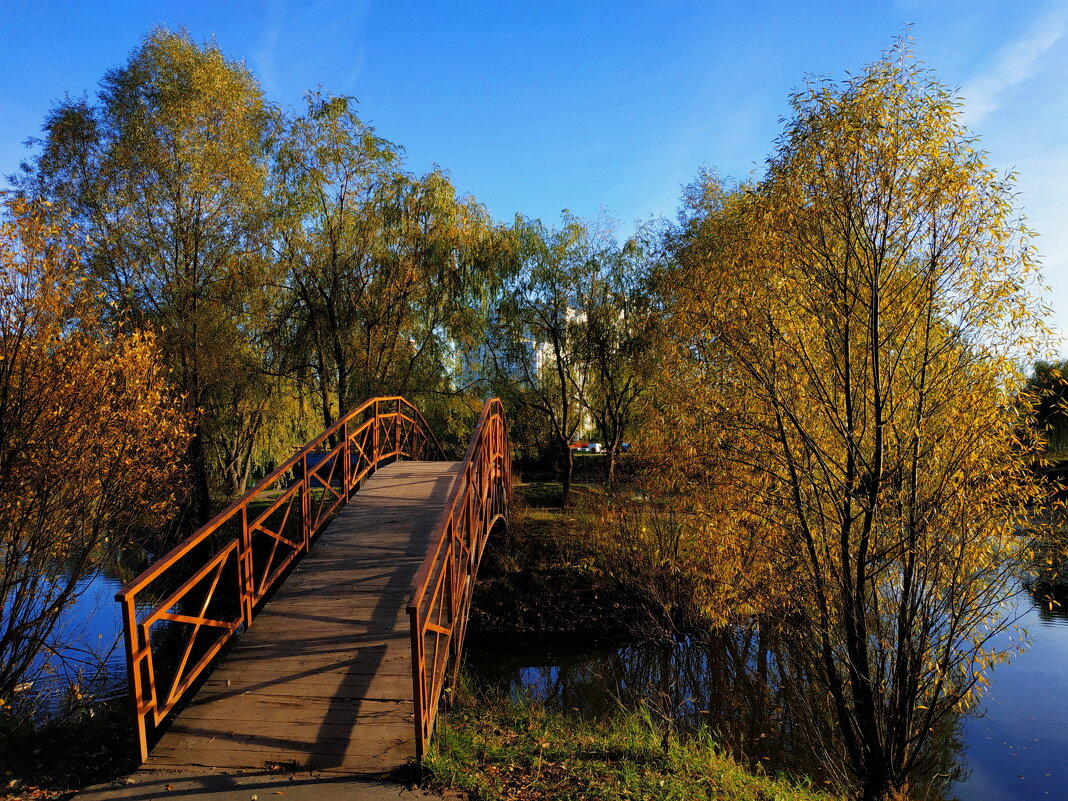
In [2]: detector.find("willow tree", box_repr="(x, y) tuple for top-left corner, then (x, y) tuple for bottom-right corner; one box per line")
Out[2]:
(576, 228), (659, 483)
(666, 43), (1050, 799)
(489, 214), (597, 506)
(273, 92), (400, 430)
(18, 28), (278, 519)
(275, 93), (506, 435)
(1025, 361), (1068, 454)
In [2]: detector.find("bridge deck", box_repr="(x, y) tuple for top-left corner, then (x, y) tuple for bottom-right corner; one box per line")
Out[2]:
(145, 460), (460, 775)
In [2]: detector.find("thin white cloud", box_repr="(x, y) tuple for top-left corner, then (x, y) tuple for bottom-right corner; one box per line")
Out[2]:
(962, 8), (1067, 125)
(1012, 150), (1068, 355)
(254, 0), (287, 99)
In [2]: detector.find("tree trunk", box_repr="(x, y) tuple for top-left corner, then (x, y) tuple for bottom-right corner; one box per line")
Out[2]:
(561, 438), (573, 507)
(187, 421), (213, 526)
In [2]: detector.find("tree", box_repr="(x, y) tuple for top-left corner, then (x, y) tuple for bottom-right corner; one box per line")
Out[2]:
(490, 214), (596, 505)
(274, 93), (506, 433)
(576, 228), (659, 483)
(0, 198), (188, 707)
(273, 92), (402, 430)
(1025, 361), (1068, 454)
(663, 42), (1050, 799)
(17, 28), (279, 521)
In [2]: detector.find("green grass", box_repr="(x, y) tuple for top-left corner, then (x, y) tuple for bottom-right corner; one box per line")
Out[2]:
(450, 481), (845, 799)
(423, 680), (843, 801)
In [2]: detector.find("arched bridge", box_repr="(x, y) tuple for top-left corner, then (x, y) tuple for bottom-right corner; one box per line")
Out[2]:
(114, 397), (511, 774)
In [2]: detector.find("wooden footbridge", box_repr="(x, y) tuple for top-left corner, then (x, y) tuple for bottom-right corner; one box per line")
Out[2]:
(114, 397), (510, 774)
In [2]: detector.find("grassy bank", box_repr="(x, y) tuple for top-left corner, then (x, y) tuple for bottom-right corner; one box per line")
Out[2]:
(471, 477), (735, 639)
(430, 480), (844, 800)
(424, 681), (842, 801)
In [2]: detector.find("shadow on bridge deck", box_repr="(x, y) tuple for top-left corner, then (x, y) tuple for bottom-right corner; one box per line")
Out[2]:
(121, 460), (459, 778)
(74, 769), (444, 801)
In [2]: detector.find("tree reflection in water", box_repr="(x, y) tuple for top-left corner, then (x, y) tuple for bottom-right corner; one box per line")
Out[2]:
(466, 625), (968, 799)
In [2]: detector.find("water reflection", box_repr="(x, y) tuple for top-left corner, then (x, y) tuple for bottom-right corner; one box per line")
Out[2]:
(466, 628), (860, 786)
(18, 543), (169, 719)
(25, 557), (1068, 799)
(466, 586), (1068, 801)
(1025, 580), (1068, 623)
(951, 584), (1068, 801)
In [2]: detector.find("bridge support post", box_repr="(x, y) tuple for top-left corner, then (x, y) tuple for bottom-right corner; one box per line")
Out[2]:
(120, 596), (150, 763)
(408, 605), (427, 760)
(301, 451), (310, 552)
(343, 419), (351, 501)
(240, 505), (253, 627)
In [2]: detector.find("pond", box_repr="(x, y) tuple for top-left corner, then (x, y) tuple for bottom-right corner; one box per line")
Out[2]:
(465, 586), (1068, 801)
(12, 545), (155, 719)
(955, 589), (1068, 800)
(25, 558), (1068, 800)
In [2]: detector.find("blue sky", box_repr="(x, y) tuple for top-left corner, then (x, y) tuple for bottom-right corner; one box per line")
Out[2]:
(2, 0), (1066, 352)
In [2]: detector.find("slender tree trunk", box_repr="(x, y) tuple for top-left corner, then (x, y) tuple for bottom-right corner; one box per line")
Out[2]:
(606, 413), (624, 485)
(187, 419), (213, 526)
(561, 437), (573, 507)
(314, 338), (333, 431)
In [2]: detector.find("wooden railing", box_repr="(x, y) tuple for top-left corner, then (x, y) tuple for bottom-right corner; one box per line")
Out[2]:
(115, 397), (444, 762)
(407, 397), (512, 759)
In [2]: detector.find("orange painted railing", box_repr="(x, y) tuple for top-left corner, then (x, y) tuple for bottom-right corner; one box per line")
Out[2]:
(407, 397), (512, 759)
(115, 397), (444, 762)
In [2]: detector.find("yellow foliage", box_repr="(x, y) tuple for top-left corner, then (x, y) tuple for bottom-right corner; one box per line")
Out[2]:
(0, 197), (189, 700)
(646, 39), (1055, 798)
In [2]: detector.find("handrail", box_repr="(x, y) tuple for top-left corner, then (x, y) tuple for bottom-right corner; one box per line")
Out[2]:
(116, 396), (445, 763)
(406, 397), (512, 759)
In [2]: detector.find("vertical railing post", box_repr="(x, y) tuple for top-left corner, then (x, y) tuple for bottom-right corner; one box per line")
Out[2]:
(470, 476), (478, 574)
(408, 605), (426, 760)
(240, 504), (253, 624)
(343, 417), (351, 501)
(395, 398), (401, 459)
(373, 400), (380, 467)
(121, 597), (149, 763)
(445, 519), (456, 629)
(301, 451), (310, 550)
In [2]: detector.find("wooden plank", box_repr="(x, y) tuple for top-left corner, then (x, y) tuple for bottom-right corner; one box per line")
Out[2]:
(151, 723), (415, 752)
(148, 739), (412, 773)
(145, 460), (460, 775)
(223, 637), (415, 655)
(191, 677), (413, 702)
(200, 656), (414, 678)
(148, 740), (413, 772)
(199, 653), (414, 675)
(182, 694), (410, 716)
(240, 608), (412, 625)
(172, 709), (413, 732)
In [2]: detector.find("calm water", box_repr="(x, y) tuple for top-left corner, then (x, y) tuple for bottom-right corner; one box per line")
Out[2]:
(953, 592), (1068, 800)
(17, 571), (131, 715)
(15, 543), (161, 718)
(465, 588), (1068, 801)
(31, 564), (1068, 800)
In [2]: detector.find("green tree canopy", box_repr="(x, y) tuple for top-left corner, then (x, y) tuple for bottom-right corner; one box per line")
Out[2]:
(19, 28), (281, 520)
